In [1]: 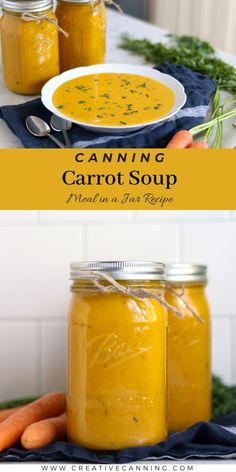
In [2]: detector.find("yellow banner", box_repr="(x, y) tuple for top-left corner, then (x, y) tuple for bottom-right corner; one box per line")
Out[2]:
(0, 149), (235, 209)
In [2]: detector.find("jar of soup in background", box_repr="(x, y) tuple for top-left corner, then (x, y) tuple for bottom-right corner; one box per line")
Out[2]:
(0, 0), (60, 94)
(56, 0), (106, 72)
(67, 261), (167, 450)
(165, 264), (211, 432)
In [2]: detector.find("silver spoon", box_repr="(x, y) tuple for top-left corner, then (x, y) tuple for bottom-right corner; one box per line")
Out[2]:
(50, 114), (72, 147)
(26, 116), (66, 148)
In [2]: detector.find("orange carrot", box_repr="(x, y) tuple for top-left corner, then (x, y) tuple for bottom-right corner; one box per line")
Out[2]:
(21, 412), (67, 449)
(0, 392), (66, 452)
(166, 130), (193, 149)
(188, 141), (209, 149)
(0, 407), (20, 423)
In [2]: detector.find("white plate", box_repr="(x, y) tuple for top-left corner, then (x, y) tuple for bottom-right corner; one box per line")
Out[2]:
(41, 63), (187, 135)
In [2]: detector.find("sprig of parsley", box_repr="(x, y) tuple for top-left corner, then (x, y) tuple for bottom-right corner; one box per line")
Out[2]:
(120, 34), (236, 95)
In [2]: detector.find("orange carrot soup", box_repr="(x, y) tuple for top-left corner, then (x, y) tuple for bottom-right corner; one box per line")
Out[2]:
(52, 73), (175, 126)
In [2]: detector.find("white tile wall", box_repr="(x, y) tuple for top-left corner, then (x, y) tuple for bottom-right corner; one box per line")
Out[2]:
(135, 211), (230, 222)
(0, 209), (235, 402)
(182, 223), (236, 316)
(86, 224), (179, 261)
(0, 321), (39, 399)
(39, 210), (133, 223)
(0, 225), (83, 319)
(41, 320), (67, 393)
(0, 211), (39, 223)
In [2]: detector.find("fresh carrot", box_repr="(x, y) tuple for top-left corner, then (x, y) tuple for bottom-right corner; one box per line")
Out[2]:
(188, 141), (209, 149)
(166, 130), (193, 149)
(0, 407), (20, 423)
(21, 412), (67, 449)
(0, 392), (66, 452)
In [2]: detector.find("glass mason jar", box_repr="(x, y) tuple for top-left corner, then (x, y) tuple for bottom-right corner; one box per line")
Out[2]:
(1, 0), (60, 94)
(165, 264), (211, 432)
(67, 261), (167, 450)
(56, 0), (106, 72)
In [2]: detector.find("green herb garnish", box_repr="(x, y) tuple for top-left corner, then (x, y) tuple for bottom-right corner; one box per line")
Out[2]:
(191, 107), (236, 137)
(120, 34), (236, 95)
(212, 375), (236, 417)
(0, 397), (39, 409)
(123, 111), (138, 115)
(75, 85), (89, 92)
(137, 82), (147, 88)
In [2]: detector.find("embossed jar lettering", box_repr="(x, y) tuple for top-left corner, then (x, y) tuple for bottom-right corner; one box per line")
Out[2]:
(88, 327), (152, 368)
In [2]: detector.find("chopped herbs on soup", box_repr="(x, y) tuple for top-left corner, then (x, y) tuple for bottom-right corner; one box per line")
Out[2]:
(52, 73), (175, 126)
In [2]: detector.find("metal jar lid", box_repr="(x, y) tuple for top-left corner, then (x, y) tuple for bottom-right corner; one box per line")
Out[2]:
(166, 264), (207, 283)
(58, 0), (97, 4)
(1, 0), (53, 12)
(70, 261), (165, 281)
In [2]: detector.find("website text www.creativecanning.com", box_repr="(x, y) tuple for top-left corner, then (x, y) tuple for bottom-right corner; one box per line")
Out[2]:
(40, 464), (194, 472)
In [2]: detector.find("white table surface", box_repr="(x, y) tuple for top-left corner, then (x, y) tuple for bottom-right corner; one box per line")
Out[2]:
(1, 9), (236, 148)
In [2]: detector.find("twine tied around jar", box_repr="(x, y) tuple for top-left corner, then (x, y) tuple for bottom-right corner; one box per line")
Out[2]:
(85, 271), (204, 323)
(166, 285), (204, 323)
(104, 0), (123, 14)
(21, 12), (69, 37)
(90, 0), (123, 14)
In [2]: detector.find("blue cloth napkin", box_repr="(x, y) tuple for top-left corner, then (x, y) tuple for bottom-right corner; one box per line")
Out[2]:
(0, 64), (216, 149)
(0, 413), (236, 463)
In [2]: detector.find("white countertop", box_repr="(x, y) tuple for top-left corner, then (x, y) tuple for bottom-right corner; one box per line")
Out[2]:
(1, 9), (236, 148)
